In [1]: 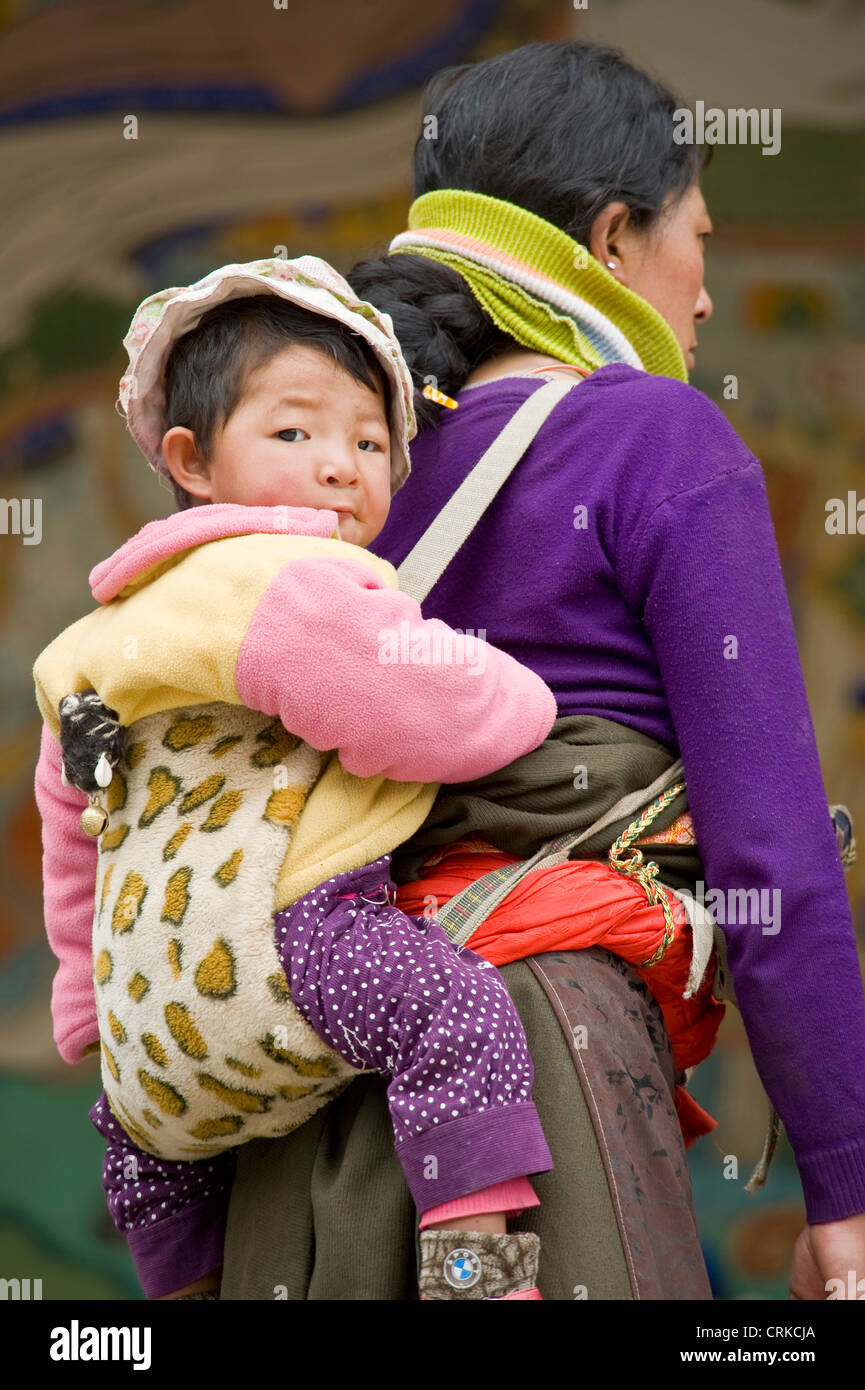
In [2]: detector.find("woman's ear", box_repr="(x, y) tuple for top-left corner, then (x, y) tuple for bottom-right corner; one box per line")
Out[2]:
(589, 201), (635, 286)
(161, 427), (214, 502)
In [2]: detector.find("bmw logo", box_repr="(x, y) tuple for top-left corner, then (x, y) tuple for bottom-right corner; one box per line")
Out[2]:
(443, 1248), (483, 1290)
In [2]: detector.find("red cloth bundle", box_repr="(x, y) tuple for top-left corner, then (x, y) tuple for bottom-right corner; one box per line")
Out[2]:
(395, 837), (725, 1147)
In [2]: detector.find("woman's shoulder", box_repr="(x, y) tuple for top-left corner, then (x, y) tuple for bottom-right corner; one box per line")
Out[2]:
(542, 363), (762, 505)
(575, 363), (750, 444)
(459, 363), (755, 459)
(418, 364), (763, 530)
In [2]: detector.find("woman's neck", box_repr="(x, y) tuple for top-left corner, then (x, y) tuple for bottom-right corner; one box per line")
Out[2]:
(464, 349), (569, 386)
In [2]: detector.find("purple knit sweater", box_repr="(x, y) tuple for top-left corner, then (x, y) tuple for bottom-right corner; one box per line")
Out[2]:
(371, 364), (865, 1226)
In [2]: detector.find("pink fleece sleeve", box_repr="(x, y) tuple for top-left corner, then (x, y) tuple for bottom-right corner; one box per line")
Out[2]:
(33, 723), (100, 1064)
(235, 556), (557, 783)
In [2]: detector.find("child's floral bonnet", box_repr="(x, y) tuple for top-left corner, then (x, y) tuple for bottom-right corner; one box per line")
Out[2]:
(118, 255), (417, 494)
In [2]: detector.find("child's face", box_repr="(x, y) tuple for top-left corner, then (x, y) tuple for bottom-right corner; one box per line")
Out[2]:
(162, 343), (393, 547)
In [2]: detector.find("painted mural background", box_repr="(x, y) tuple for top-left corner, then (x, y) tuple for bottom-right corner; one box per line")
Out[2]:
(0, 0), (862, 1300)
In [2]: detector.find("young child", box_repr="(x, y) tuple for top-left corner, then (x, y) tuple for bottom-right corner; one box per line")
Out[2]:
(33, 256), (569, 1301)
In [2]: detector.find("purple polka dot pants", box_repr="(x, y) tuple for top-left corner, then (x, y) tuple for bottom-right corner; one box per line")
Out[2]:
(273, 854), (553, 1210)
(89, 1089), (235, 1298)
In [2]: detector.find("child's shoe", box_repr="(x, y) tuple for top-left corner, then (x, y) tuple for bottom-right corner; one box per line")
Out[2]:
(418, 1230), (542, 1300)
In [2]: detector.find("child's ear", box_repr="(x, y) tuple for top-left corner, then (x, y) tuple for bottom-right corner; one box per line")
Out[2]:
(161, 427), (213, 501)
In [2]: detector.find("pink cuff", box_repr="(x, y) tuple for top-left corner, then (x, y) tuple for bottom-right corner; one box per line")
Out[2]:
(418, 1176), (539, 1229)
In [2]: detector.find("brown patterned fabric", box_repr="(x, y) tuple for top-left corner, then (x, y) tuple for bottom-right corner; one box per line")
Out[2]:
(418, 1230), (540, 1300)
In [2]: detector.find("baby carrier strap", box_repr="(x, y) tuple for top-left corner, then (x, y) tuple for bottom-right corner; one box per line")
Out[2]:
(397, 375), (578, 604)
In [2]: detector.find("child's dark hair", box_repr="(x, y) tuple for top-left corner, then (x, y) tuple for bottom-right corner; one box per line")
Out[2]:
(348, 39), (712, 432)
(163, 294), (392, 510)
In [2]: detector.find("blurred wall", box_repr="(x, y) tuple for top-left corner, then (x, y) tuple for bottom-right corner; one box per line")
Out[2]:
(0, 0), (862, 1300)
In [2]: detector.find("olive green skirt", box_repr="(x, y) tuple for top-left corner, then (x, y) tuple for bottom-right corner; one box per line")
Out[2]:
(220, 947), (712, 1300)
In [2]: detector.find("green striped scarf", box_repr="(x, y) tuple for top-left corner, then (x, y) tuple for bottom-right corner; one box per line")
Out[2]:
(388, 188), (688, 382)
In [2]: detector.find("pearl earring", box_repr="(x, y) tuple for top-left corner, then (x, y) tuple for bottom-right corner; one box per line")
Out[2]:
(607, 260), (616, 269)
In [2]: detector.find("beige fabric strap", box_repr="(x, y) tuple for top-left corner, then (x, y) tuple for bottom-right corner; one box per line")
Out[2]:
(397, 376), (578, 603)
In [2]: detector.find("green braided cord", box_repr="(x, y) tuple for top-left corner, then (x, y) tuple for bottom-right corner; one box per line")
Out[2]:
(435, 781), (690, 957)
(607, 782), (687, 968)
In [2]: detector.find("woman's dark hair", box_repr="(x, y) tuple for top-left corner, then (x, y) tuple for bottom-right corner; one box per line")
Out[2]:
(163, 294), (392, 509)
(348, 40), (711, 431)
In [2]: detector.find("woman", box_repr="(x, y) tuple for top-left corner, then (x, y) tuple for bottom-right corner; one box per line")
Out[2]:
(220, 40), (865, 1300)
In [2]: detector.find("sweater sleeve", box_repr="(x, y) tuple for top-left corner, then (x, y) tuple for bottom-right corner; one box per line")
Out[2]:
(33, 722), (100, 1064)
(622, 457), (865, 1224)
(235, 555), (557, 783)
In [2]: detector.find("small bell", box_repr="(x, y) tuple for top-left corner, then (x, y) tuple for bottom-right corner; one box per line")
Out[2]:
(81, 794), (109, 837)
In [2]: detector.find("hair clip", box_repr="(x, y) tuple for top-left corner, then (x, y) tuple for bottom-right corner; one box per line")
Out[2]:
(421, 383), (458, 410)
